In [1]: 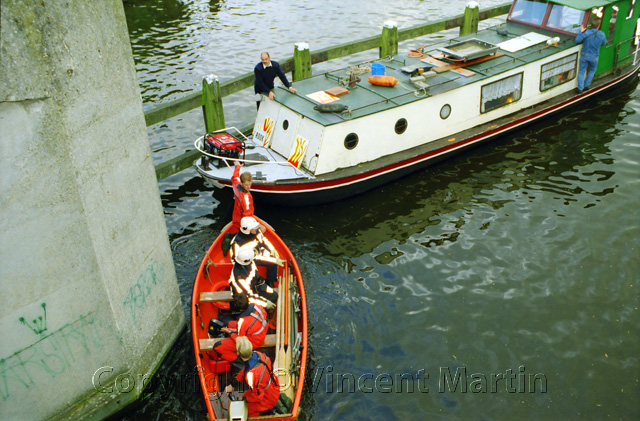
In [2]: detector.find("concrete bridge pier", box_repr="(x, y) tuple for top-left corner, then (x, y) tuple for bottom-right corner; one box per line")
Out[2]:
(0, 1), (185, 419)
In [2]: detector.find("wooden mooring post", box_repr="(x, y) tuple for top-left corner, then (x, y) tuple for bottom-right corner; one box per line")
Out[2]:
(380, 21), (398, 58)
(146, 3), (512, 181)
(202, 74), (225, 132)
(460, 2), (480, 36)
(293, 42), (312, 81)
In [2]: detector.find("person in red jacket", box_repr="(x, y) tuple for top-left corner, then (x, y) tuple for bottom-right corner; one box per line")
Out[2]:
(225, 336), (280, 417)
(211, 294), (269, 365)
(222, 160), (260, 255)
(232, 161), (253, 231)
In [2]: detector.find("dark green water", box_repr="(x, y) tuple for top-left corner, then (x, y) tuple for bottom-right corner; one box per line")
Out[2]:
(120, 1), (640, 419)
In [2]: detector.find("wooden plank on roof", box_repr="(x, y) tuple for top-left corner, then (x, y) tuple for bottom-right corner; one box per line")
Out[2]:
(432, 52), (505, 72)
(421, 56), (476, 76)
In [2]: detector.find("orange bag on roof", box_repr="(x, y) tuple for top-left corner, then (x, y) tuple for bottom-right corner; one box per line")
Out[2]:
(368, 75), (399, 87)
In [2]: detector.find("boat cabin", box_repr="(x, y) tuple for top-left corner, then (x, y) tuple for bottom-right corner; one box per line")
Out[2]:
(195, 0), (639, 204)
(247, 0), (639, 177)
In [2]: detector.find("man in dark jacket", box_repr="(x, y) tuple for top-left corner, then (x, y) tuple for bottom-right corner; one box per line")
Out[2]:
(254, 52), (297, 109)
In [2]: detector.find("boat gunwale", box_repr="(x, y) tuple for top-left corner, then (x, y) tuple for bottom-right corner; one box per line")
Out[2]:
(191, 220), (308, 420)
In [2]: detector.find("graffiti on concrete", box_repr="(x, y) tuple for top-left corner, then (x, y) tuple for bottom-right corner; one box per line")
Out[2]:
(19, 302), (48, 336)
(1, 309), (104, 401)
(122, 260), (165, 323)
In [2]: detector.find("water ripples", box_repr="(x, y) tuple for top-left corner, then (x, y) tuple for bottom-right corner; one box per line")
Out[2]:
(301, 85), (640, 417)
(122, 1), (640, 419)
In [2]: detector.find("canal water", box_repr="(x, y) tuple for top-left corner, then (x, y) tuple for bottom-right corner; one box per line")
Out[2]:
(118, 1), (639, 419)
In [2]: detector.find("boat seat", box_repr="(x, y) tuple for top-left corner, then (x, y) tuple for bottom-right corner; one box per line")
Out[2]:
(200, 290), (234, 302)
(199, 333), (276, 351)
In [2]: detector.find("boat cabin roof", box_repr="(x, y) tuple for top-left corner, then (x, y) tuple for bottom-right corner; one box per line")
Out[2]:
(274, 16), (585, 127)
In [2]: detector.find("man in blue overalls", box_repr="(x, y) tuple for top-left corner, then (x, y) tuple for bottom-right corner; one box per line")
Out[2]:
(575, 17), (606, 93)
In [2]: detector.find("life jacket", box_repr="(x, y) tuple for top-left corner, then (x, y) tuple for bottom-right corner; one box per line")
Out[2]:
(229, 263), (269, 308)
(211, 304), (269, 365)
(244, 352), (278, 396)
(230, 231), (278, 265)
(239, 305), (268, 338)
(236, 351), (281, 416)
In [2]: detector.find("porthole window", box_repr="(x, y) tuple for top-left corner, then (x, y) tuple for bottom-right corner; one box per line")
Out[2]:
(282, 120), (289, 130)
(395, 118), (408, 134)
(344, 133), (359, 150)
(440, 104), (451, 119)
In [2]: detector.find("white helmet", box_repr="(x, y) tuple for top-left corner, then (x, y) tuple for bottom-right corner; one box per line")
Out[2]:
(235, 246), (256, 265)
(240, 217), (260, 234)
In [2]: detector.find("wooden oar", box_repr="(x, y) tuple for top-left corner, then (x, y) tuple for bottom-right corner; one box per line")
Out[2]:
(274, 271), (283, 378)
(289, 274), (298, 350)
(284, 265), (289, 352)
(282, 270), (295, 400)
(276, 263), (288, 389)
(280, 263), (288, 350)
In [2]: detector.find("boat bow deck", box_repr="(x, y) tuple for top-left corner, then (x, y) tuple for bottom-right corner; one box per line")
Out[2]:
(196, 137), (313, 186)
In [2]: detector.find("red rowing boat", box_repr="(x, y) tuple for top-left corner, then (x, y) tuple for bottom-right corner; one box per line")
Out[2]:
(191, 220), (307, 420)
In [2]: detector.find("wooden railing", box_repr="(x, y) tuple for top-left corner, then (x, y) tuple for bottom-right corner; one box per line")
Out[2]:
(148, 2), (512, 180)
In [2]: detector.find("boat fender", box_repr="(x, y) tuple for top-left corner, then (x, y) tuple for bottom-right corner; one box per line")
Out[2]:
(314, 103), (349, 113)
(368, 75), (399, 87)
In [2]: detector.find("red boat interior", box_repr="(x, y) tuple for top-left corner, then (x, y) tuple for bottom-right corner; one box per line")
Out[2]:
(192, 227), (306, 421)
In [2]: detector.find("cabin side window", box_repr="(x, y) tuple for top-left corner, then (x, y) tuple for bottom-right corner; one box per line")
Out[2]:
(546, 4), (585, 34)
(540, 54), (578, 91)
(510, 0), (548, 26)
(510, 0), (587, 35)
(480, 73), (523, 114)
